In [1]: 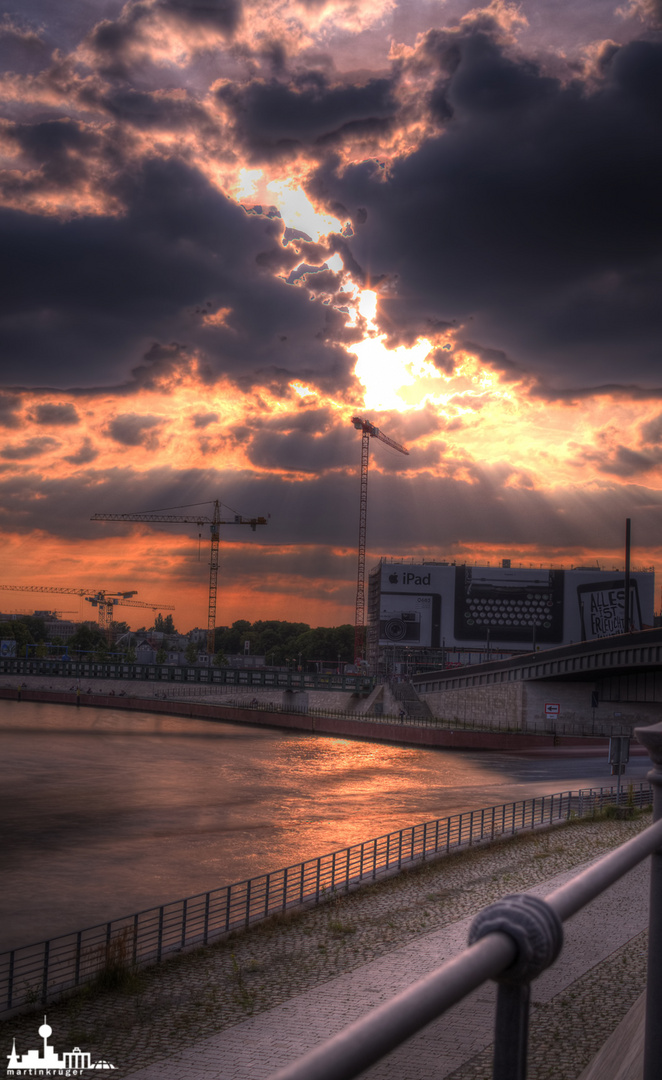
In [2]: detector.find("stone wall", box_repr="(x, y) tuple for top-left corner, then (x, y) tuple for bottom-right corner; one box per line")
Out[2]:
(421, 681), (525, 729)
(420, 677), (662, 732)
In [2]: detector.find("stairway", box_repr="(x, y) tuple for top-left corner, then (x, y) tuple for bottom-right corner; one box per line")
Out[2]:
(388, 679), (434, 720)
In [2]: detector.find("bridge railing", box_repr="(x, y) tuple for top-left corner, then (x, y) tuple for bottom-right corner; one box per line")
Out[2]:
(0, 657), (374, 693)
(0, 781), (652, 1018)
(268, 723), (662, 1080)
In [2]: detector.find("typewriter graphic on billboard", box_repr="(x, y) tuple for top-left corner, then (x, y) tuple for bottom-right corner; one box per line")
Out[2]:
(577, 580), (642, 640)
(379, 593), (441, 648)
(454, 566), (564, 643)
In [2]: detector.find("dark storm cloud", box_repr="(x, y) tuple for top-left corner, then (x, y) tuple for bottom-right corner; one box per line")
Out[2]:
(216, 72), (397, 161)
(106, 413), (163, 447)
(0, 394), (22, 428)
(88, 0), (241, 77)
(310, 27), (662, 390)
(240, 407), (357, 472)
(0, 158), (354, 390)
(1, 120), (105, 199)
(192, 412), (219, 427)
(0, 18), (50, 74)
(31, 403), (80, 425)
(3, 461), (662, 567)
(0, 436), (58, 459)
(63, 438), (99, 465)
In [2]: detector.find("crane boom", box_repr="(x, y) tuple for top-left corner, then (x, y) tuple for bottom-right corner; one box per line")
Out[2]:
(351, 417), (409, 666)
(92, 500), (267, 654)
(0, 585), (173, 641)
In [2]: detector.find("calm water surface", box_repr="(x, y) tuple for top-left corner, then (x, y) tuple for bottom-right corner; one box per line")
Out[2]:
(0, 700), (650, 950)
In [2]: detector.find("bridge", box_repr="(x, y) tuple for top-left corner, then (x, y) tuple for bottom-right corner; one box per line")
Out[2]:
(412, 627), (662, 732)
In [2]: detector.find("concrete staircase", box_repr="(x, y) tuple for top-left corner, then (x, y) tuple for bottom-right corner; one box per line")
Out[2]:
(388, 679), (434, 721)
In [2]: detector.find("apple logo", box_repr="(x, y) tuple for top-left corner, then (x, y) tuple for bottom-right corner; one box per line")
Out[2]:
(389, 573), (398, 584)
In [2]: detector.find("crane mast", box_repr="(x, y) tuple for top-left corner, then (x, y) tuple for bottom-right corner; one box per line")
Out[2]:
(91, 500), (267, 655)
(351, 417), (409, 666)
(0, 585), (174, 641)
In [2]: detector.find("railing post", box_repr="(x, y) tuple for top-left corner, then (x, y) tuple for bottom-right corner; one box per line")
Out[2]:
(634, 721), (662, 1080)
(469, 893), (563, 1080)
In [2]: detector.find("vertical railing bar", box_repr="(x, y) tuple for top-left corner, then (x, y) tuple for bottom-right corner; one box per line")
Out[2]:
(181, 898), (187, 950)
(245, 879), (252, 928)
(6, 951), (14, 1010)
(447, 817), (451, 853)
(360, 842), (365, 880)
(398, 830), (403, 869)
(265, 873), (271, 917)
(423, 821), (427, 860)
(74, 931), (82, 986)
(133, 913), (139, 965)
(204, 892), (211, 943)
(345, 849), (350, 891)
(315, 859), (321, 902)
(282, 868), (288, 911)
(42, 940), (50, 1005)
(157, 907), (164, 962)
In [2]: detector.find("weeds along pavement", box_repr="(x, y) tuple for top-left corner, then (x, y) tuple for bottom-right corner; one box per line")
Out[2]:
(0, 812), (652, 1079)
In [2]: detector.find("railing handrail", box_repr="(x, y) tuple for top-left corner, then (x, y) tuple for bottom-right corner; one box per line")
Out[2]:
(269, 815), (662, 1080)
(0, 780), (652, 1019)
(269, 723), (662, 1080)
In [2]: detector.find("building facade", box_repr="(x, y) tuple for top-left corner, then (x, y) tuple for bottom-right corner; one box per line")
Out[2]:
(368, 560), (655, 673)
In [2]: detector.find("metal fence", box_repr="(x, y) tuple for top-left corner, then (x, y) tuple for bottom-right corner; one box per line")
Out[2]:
(0, 781), (652, 1018)
(269, 721), (662, 1080)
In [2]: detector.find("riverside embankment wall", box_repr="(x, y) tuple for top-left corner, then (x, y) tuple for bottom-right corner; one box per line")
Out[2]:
(420, 679), (662, 730)
(0, 685), (625, 753)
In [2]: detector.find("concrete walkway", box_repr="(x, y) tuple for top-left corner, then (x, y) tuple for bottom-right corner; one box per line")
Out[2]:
(122, 858), (649, 1080)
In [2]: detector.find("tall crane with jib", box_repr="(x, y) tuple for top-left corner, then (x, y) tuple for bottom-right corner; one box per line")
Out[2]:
(91, 501), (267, 656)
(0, 585), (174, 641)
(351, 417), (409, 666)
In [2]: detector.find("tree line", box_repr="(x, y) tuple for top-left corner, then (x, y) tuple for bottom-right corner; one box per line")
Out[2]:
(0, 615), (355, 666)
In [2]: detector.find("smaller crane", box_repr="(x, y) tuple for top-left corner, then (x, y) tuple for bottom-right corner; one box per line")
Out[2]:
(0, 585), (173, 642)
(351, 417), (409, 665)
(83, 591), (175, 641)
(92, 500), (267, 654)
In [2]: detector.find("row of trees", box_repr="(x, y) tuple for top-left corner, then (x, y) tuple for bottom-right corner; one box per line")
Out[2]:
(213, 620), (355, 666)
(1, 615), (356, 666)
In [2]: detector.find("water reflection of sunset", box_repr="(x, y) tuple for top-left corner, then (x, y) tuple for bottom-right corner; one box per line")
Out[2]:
(3, 703), (652, 950)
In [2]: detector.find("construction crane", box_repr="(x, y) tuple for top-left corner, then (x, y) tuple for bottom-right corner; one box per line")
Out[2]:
(91, 500), (268, 655)
(0, 585), (174, 641)
(351, 417), (409, 665)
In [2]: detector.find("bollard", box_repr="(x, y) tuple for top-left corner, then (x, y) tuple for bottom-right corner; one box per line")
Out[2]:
(634, 721), (662, 1080)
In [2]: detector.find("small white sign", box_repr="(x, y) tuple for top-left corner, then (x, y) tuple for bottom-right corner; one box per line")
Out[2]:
(545, 703), (560, 717)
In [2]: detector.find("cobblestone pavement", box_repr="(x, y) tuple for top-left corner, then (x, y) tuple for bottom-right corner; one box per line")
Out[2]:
(0, 814), (652, 1080)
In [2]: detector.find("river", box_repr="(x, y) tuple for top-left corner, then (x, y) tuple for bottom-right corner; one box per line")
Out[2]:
(0, 699), (651, 951)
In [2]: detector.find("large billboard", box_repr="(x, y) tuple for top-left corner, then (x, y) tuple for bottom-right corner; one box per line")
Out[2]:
(372, 562), (655, 651)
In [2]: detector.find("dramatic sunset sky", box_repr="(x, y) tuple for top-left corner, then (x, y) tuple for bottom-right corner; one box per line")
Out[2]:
(1, 0), (662, 631)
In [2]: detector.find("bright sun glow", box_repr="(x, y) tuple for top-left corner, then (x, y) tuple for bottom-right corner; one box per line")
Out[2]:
(267, 180), (342, 242)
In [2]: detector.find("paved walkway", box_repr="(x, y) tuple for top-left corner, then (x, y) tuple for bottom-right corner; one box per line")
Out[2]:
(122, 858), (649, 1080)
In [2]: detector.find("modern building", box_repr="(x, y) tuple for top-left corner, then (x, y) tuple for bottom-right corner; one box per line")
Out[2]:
(368, 559), (655, 673)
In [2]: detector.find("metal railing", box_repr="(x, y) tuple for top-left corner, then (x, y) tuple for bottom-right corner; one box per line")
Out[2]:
(0, 657), (374, 693)
(0, 781), (652, 1018)
(269, 722), (662, 1080)
(1, 681), (636, 738)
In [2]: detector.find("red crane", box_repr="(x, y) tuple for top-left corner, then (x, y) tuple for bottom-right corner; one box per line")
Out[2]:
(351, 417), (409, 665)
(92, 500), (267, 655)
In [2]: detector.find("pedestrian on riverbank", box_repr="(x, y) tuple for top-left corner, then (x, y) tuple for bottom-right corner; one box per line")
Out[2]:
(399, 708), (405, 723)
